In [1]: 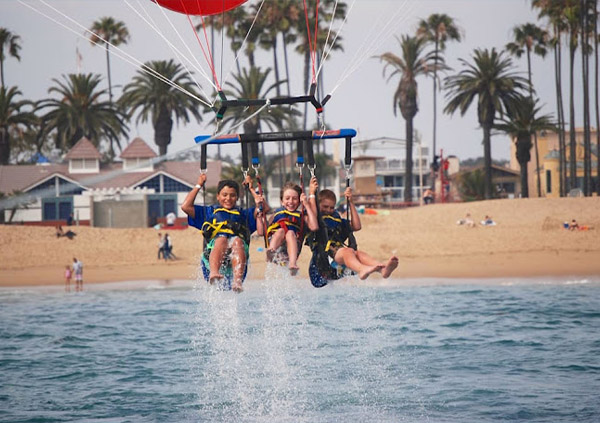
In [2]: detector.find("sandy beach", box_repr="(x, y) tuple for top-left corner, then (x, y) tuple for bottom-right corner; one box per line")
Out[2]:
(1, 197), (599, 287)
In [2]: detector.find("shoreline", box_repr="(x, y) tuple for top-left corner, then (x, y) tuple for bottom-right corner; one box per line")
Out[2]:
(2, 197), (599, 288)
(1, 249), (599, 288)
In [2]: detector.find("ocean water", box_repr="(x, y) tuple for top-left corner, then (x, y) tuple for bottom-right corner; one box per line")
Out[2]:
(1, 275), (600, 423)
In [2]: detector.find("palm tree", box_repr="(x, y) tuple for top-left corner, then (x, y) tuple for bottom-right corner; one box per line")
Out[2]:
(220, 66), (299, 135)
(444, 48), (529, 199)
(506, 22), (549, 197)
(379, 35), (438, 203)
(532, 0), (570, 197)
(88, 17), (130, 103)
(416, 14), (462, 160)
(0, 86), (36, 164)
(88, 17), (130, 159)
(120, 60), (203, 156)
(38, 74), (128, 154)
(0, 28), (22, 89)
(494, 96), (556, 198)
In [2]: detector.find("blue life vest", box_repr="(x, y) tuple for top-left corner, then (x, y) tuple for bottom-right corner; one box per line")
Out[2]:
(201, 207), (250, 244)
(267, 207), (302, 239)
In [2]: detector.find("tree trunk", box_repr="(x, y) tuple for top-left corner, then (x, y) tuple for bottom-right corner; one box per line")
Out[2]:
(568, 41), (577, 191)
(519, 158), (530, 198)
(581, 0), (591, 195)
(154, 106), (173, 157)
(432, 37), (439, 159)
(0, 127), (10, 164)
(105, 44), (115, 160)
(554, 32), (567, 197)
(404, 117), (414, 204)
(595, 0), (600, 195)
(527, 47), (542, 197)
(482, 122), (493, 200)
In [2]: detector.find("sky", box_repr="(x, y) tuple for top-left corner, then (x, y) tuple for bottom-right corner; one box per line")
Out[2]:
(1, 0), (589, 163)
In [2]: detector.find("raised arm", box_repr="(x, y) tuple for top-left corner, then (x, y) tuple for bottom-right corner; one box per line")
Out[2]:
(181, 173), (207, 219)
(344, 187), (362, 232)
(308, 176), (319, 216)
(301, 192), (319, 231)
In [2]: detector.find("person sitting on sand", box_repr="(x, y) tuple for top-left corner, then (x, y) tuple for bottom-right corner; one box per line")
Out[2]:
(56, 225), (76, 240)
(480, 215), (496, 226)
(569, 219), (579, 231)
(182, 173), (265, 292)
(265, 181), (319, 275)
(457, 213), (475, 228)
(308, 176), (398, 280)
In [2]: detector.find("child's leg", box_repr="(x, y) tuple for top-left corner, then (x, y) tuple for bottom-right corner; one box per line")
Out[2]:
(285, 231), (299, 270)
(267, 228), (285, 252)
(208, 237), (228, 281)
(230, 237), (247, 292)
(335, 248), (384, 280)
(355, 250), (385, 267)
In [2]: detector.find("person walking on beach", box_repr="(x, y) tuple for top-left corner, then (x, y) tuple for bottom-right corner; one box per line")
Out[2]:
(73, 257), (83, 291)
(157, 233), (165, 259)
(64, 265), (72, 292)
(164, 233), (176, 260)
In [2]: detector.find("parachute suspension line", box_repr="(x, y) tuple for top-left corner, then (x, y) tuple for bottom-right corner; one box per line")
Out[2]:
(200, 143), (208, 205)
(296, 138), (306, 240)
(220, 0), (226, 87)
(137, 0), (217, 91)
(129, 0), (215, 99)
(316, 0), (356, 80)
(177, 0), (222, 91)
(220, 0), (266, 89)
(246, 135), (269, 248)
(330, 0), (415, 96)
(21, 0), (211, 107)
(302, 0), (320, 85)
(344, 135), (353, 227)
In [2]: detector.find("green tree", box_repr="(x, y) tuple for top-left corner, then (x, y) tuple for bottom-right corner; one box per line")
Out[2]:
(120, 59), (203, 156)
(444, 48), (529, 199)
(0, 28), (22, 89)
(494, 96), (556, 198)
(379, 35), (438, 203)
(457, 168), (486, 202)
(88, 17), (130, 103)
(220, 66), (299, 135)
(88, 17), (130, 158)
(416, 14), (462, 159)
(39, 73), (128, 154)
(506, 22), (549, 196)
(0, 86), (36, 164)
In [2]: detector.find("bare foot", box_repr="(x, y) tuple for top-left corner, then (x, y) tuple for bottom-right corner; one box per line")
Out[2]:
(382, 256), (399, 278)
(289, 265), (299, 276)
(359, 264), (384, 280)
(266, 249), (275, 262)
(209, 273), (224, 284)
(231, 281), (244, 293)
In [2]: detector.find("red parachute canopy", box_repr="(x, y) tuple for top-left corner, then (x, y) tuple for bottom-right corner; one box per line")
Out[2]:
(153, 0), (247, 16)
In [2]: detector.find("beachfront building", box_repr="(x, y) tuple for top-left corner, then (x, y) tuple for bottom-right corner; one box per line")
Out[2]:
(0, 137), (220, 227)
(509, 128), (599, 198)
(350, 137), (430, 206)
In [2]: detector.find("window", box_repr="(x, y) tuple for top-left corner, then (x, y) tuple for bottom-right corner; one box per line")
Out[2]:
(28, 178), (56, 197)
(138, 175), (161, 192)
(148, 194), (177, 225)
(42, 197), (72, 221)
(59, 179), (84, 195)
(163, 176), (191, 192)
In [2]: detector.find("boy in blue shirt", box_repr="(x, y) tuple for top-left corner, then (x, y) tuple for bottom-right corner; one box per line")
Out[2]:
(182, 174), (265, 292)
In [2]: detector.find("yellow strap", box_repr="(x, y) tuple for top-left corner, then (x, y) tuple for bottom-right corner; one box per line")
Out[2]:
(274, 209), (301, 219)
(213, 207), (240, 216)
(202, 219), (235, 239)
(323, 215), (342, 223)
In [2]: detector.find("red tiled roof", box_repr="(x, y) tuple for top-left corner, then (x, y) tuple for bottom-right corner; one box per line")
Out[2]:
(64, 137), (102, 159)
(0, 160), (223, 194)
(120, 137), (157, 159)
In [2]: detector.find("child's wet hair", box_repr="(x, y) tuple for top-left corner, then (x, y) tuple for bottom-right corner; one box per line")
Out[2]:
(217, 179), (240, 196)
(280, 182), (302, 200)
(318, 189), (336, 203)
